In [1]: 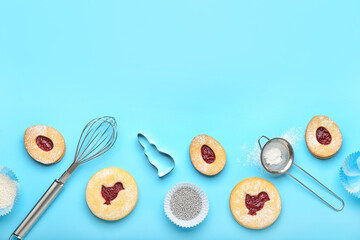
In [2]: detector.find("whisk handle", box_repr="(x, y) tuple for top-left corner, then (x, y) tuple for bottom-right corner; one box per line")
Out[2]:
(11, 180), (64, 239)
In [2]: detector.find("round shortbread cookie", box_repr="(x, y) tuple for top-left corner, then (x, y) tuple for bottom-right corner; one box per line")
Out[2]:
(305, 115), (342, 159)
(86, 167), (138, 221)
(230, 177), (281, 229)
(24, 125), (66, 165)
(190, 134), (226, 176)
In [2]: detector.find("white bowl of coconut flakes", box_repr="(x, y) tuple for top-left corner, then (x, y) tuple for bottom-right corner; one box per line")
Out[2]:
(0, 166), (19, 216)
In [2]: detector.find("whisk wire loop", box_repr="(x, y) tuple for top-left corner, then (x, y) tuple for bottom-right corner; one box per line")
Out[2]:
(74, 116), (117, 164)
(76, 121), (110, 162)
(74, 119), (103, 162)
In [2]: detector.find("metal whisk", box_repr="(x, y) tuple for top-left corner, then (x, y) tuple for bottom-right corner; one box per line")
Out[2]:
(10, 116), (118, 240)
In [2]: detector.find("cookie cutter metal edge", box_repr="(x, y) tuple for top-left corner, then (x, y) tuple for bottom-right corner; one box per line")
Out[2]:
(137, 133), (175, 177)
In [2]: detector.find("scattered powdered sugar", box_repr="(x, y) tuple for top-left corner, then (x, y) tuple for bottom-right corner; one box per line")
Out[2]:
(282, 127), (303, 147)
(239, 127), (304, 168)
(0, 173), (17, 209)
(170, 187), (202, 221)
(238, 142), (262, 167)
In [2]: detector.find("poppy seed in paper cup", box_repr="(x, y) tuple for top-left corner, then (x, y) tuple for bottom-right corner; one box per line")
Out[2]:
(164, 182), (209, 228)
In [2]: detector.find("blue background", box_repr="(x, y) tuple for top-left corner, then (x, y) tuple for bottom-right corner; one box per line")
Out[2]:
(1, 1), (360, 239)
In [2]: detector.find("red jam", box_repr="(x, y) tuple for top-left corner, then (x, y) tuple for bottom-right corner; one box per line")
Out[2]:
(36, 136), (54, 151)
(245, 192), (270, 216)
(101, 182), (124, 205)
(201, 145), (216, 164)
(316, 127), (332, 145)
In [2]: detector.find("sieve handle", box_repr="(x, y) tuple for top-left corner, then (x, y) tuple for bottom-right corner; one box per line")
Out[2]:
(258, 136), (270, 150)
(10, 180), (64, 239)
(286, 163), (344, 211)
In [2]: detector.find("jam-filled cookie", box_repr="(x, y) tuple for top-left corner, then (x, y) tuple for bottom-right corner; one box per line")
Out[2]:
(305, 115), (342, 159)
(86, 167), (138, 221)
(24, 125), (66, 165)
(190, 134), (226, 176)
(230, 177), (281, 229)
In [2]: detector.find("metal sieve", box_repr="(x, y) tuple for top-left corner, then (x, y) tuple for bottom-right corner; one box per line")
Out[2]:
(258, 136), (344, 211)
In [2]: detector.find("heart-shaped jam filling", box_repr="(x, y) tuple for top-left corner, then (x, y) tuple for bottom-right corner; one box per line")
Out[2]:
(101, 182), (125, 205)
(201, 145), (216, 164)
(36, 136), (54, 151)
(316, 127), (332, 145)
(245, 192), (270, 216)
